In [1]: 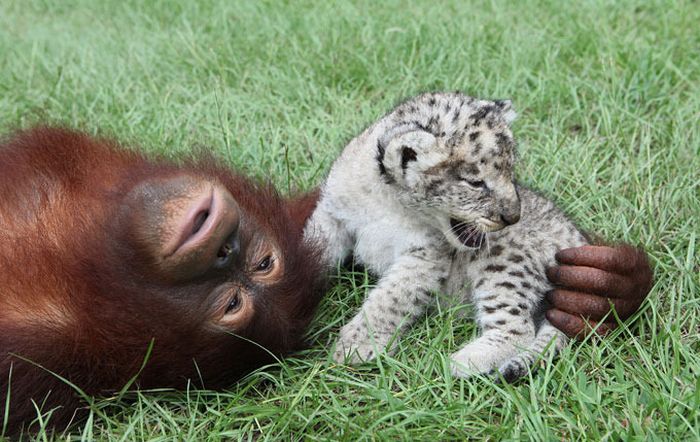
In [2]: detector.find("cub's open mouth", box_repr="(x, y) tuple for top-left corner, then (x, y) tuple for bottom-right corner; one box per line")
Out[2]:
(449, 218), (485, 248)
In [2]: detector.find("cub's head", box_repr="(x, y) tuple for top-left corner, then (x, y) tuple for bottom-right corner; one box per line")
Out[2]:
(377, 94), (521, 250)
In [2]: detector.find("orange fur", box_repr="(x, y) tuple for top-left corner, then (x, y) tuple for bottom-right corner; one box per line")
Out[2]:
(0, 127), (324, 435)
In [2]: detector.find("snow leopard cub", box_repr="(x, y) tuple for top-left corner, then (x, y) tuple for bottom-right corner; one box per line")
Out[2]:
(305, 92), (588, 380)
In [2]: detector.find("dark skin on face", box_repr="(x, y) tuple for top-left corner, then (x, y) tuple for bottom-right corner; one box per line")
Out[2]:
(0, 128), (324, 436)
(123, 175), (275, 327)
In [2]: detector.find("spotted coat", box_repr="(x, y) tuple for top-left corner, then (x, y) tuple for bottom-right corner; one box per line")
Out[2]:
(305, 92), (587, 380)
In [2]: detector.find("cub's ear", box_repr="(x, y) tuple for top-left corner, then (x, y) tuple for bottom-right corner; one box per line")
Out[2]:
(494, 99), (517, 125)
(379, 128), (437, 180)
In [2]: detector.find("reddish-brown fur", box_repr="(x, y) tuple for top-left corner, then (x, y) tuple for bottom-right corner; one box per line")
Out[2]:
(0, 127), (324, 435)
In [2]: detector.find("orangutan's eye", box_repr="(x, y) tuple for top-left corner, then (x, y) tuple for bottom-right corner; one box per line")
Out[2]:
(255, 255), (273, 273)
(225, 293), (241, 314)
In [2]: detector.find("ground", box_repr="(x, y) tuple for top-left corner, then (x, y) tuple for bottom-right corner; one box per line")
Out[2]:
(0, 0), (698, 440)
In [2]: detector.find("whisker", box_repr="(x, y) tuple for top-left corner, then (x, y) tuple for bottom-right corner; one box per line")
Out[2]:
(448, 221), (468, 237)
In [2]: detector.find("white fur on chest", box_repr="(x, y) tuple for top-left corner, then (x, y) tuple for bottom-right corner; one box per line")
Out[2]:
(352, 209), (436, 275)
(318, 125), (441, 275)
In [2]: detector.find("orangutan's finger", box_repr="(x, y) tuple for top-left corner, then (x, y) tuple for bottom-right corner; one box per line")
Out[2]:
(545, 309), (616, 339)
(554, 245), (640, 274)
(546, 289), (638, 321)
(546, 265), (634, 298)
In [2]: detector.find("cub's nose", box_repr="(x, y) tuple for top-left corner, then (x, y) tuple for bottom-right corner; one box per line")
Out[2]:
(500, 198), (521, 226)
(500, 211), (520, 226)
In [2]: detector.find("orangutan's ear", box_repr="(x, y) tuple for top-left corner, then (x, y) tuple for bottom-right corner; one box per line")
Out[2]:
(286, 188), (321, 235)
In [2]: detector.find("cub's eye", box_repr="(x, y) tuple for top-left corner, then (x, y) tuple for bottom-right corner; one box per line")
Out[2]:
(255, 255), (274, 273)
(225, 293), (241, 314)
(466, 179), (487, 189)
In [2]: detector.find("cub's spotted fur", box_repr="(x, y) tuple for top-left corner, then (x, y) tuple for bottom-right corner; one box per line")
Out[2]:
(305, 92), (587, 380)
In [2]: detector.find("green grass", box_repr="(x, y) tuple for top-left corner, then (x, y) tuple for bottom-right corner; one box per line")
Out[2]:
(1, 0), (698, 440)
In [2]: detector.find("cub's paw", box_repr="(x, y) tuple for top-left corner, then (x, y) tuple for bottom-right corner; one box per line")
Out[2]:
(492, 357), (531, 383)
(332, 321), (392, 365)
(449, 341), (514, 378)
(449, 347), (493, 378)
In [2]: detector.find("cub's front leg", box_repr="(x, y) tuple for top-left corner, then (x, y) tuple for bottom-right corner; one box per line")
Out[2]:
(334, 247), (450, 364)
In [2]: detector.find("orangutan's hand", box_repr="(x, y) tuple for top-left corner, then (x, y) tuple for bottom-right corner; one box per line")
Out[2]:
(545, 245), (653, 338)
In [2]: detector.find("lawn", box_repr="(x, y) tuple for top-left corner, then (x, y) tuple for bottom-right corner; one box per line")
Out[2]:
(0, 0), (698, 440)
